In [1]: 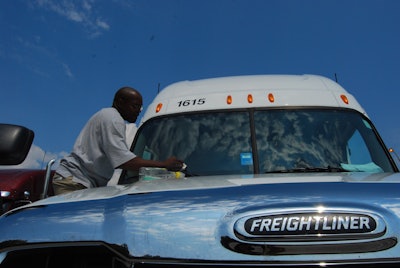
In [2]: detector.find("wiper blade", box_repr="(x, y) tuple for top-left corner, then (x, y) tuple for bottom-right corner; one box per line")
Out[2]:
(265, 166), (347, 174)
(181, 169), (199, 177)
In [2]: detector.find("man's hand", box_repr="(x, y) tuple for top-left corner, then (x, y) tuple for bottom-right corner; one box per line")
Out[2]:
(164, 157), (184, 171)
(119, 156), (185, 172)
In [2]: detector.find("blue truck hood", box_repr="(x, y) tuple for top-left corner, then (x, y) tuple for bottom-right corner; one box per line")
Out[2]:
(22, 172), (400, 205)
(1, 172), (400, 263)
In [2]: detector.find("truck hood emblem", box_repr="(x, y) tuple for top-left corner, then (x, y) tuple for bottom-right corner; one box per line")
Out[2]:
(234, 211), (386, 242)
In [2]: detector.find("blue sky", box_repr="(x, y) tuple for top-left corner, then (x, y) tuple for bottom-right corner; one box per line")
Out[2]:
(1, 0), (400, 168)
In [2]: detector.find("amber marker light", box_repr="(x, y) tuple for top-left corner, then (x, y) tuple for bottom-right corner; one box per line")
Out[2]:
(227, 95), (233, 105)
(268, 93), (275, 103)
(340, 94), (349, 104)
(156, 103), (163, 113)
(389, 148), (400, 162)
(247, 94), (253, 103)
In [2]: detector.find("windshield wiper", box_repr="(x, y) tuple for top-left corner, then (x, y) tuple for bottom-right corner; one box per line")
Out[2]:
(181, 169), (199, 177)
(265, 166), (348, 174)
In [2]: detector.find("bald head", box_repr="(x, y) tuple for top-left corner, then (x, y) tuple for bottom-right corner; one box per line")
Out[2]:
(113, 87), (141, 103)
(112, 86), (143, 123)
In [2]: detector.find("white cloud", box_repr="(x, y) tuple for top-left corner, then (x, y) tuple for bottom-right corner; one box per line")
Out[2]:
(62, 63), (74, 78)
(82, 0), (93, 11)
(7, 36), (74, 79)
(96, 18), (110, 30)
(34, 0), (110, 37)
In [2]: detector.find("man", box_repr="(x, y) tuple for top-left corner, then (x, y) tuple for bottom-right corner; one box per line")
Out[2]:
(53, 86), (183, 195)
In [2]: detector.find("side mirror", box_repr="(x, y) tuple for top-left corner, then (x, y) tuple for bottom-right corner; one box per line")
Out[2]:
(0, 124), (34, 165)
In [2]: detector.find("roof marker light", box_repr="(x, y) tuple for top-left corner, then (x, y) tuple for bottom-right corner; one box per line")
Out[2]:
(340, 94), (349, 105)
(156, 103), (163, 113)
(227, 95), (233, 105)
(268, 93), (275, 103)
(247, 94), (253, 104)
(389, 148), (400, 162)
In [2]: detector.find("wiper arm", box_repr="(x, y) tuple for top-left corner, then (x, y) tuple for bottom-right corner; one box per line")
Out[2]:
(181, 168), (199, 177)
(265, 166), (348, 174)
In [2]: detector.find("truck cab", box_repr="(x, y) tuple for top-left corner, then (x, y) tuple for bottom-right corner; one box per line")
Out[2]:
(120, 74), (396, 183)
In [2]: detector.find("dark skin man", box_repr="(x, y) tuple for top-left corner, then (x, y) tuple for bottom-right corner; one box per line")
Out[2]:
(113, 87), (184, 171)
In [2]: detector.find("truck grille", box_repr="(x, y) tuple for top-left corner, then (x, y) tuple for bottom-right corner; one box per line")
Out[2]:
(1, 243), (400, 268)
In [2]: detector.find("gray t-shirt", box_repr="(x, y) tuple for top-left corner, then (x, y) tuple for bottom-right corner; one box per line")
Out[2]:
(56, 107), (136, 188)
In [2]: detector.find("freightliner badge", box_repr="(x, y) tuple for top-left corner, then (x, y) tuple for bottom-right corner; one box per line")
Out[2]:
(234, 212), (385, 241)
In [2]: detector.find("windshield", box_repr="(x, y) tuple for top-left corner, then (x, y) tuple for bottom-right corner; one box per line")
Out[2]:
(125, 108), (395, 179)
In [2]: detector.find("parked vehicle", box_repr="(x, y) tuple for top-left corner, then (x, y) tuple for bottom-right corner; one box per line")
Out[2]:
(0, 124), (54, 214)
(0, 74), (399, 268)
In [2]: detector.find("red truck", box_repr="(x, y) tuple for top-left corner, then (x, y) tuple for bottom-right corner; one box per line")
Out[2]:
(0, 123), (54, 214)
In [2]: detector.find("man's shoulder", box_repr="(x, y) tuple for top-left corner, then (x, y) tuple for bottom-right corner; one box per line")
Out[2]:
(94, 107), (121, 119)
(97, 107), (117, 115)
(87, 108), (124, 127)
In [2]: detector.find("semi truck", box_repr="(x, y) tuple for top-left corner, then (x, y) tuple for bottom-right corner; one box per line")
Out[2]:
(0, 74), (399, 268)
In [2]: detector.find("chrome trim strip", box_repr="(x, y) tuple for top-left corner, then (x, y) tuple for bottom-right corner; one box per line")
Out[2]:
(221, 236), (397, 255)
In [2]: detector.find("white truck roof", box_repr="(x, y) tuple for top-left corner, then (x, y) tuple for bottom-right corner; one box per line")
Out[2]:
(141, 74), (366, 123)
